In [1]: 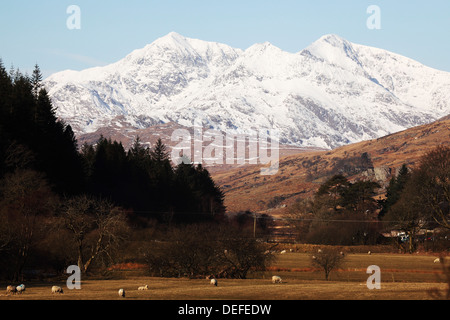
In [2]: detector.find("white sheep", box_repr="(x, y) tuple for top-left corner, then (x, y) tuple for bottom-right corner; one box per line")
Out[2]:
(118, 288), (125, 298)
(6, 285), (17, 295)
(272, 276), (282, 284)
(210, 278), (218, 286)
(368, 251), (372, 255)
(51, 286), (63, 294)
(280, 250), (287, 254)
(434, 258), (442, 263)
(138, 285), (149, 290)
(317, 249), (322, 253)
(16, 284), (25, 294)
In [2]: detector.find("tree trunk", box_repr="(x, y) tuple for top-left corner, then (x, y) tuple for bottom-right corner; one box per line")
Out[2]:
(77, 240), (84, 271)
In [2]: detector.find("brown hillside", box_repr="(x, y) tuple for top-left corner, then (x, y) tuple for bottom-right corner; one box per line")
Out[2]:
(212, 117), (450, 215)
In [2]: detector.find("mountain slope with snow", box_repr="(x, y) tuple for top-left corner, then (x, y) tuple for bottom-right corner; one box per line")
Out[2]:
(44, 32), (450, 149)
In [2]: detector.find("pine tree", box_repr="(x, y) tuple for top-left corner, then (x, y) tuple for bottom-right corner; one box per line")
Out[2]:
(31, 63), (43, 100)
(35, 88), (58, 132)
(149, 138), (170, 163)
(128, 136), (150, 168)
(379, 164), (410, 217)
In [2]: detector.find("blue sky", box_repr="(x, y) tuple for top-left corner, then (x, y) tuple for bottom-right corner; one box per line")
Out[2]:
(1, 0), (449, 78)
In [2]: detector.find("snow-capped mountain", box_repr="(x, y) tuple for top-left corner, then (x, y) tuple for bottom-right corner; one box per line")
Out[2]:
(44, 32), (450, 149)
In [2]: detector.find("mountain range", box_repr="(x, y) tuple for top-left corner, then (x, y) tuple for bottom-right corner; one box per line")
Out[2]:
(44, 32), (450, 150)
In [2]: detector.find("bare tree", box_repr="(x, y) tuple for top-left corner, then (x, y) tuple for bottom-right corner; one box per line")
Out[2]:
(0, 169), (56, 280)
(310, 248), (346, 281)
(414, 146), (450, 230)
(60, 195), (129, 273)
(216, 228), (275, 279)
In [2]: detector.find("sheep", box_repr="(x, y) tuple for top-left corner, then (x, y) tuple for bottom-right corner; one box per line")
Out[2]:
(16, 284), (25, 294)
(317, 249), (322, 253)
(6, 285), (17, 295)
(272, 276), (282, 284)
(138, 285), (149, 290)
(434, 258), (442, 263)
(210, 278), (218, 287)
(280, 250), (287, 254)
(118, 288), (125, 298)
(368, 251), (372, 255)
(51, 286), (63, 294)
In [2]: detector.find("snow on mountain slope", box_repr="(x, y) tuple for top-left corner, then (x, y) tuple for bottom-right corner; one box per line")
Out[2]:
(44, 32), (450, 149)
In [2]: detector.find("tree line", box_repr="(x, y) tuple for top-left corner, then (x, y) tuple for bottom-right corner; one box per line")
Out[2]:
(0, 63), (273, 281)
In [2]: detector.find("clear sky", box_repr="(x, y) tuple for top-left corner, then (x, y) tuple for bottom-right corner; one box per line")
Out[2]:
(1, 0), (449, 78)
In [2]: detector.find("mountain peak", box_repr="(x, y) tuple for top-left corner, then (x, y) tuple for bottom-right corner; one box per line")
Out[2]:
(317, 34), (348, 45)
(166, 31), (185, 38)
(245, 41), (284, 56)
(302, 34), (363, 68)
(152, 31), (190, 48)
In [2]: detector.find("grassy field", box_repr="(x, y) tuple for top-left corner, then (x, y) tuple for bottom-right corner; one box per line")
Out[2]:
(0, 252), (448, 300)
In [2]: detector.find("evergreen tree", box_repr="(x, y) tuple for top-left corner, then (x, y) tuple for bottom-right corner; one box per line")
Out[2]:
(317, 174), (351, 211)
(31, 63), (43, 100)
(35, 88), (57, 131)
(341, 180), (381, 213)
(150, 138), (171, 163)
(379, 164), (410, 217)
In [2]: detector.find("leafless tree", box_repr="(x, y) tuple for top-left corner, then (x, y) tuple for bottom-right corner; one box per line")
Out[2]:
(310, 247), (346, 281)
(0, 169), (56, 280)
(414, 146), (450, 230)
(60, 195), (129, 273)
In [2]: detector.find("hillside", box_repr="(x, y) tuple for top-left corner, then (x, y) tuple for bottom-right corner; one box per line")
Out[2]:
(212, 116), (450, 215)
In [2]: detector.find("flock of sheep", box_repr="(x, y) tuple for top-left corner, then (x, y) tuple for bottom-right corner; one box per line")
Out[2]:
(4, 275), (285, 298)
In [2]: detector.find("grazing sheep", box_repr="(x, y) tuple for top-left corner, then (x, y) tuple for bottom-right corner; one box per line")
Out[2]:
(210, 278), (218, 287)
(118, 288), (125, 298)
(51, 286), (63, 294)
(272, 276), (282, 284)
(6, 285), (17, 295)
(434, 258), (442, 263)
(280, 250), (287, 254)
(138, 285), (149, 290)
(16, 284), (25, 294)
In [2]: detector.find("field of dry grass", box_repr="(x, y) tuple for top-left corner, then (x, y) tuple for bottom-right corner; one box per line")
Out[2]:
(1, 252), (448, 301)
(0, 278), (446, 301)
